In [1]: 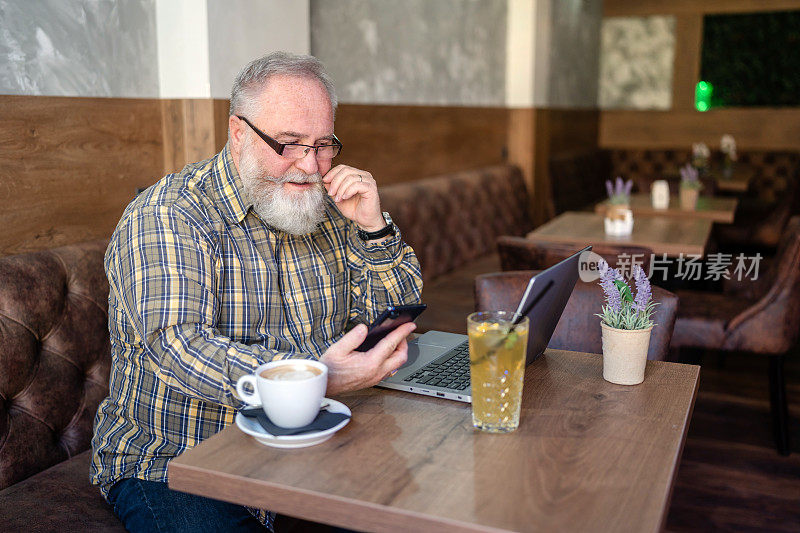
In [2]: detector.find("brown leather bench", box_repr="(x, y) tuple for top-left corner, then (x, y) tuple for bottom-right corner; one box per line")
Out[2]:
(380, 164), (535, 333)
(0, 240), (124, 531)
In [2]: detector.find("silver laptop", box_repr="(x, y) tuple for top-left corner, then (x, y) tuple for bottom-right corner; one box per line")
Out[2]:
(377, 246), (589, 402)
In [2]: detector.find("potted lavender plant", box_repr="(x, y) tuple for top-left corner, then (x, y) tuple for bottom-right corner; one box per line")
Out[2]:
(603, 177), (633, 236)
(596, 263), (657, 385)
(679, 164), (703, 211)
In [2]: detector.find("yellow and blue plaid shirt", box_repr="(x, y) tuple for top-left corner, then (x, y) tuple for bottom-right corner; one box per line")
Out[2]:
(90, 145), (422, 526)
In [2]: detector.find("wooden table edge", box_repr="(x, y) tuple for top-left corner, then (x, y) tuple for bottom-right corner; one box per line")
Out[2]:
(594, 200), (736, 224)
(656, 363), (701, 532)
(526, 231), (708, 257)
(169, 456), (507, 533)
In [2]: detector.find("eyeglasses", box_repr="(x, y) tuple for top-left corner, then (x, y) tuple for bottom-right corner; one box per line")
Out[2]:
(236, 115), (342, 160)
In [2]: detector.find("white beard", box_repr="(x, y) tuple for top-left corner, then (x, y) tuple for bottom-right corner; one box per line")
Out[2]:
(238, 142), (327, 235)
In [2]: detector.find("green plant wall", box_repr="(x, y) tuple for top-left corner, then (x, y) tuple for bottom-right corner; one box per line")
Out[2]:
(701, 10), (800, 108)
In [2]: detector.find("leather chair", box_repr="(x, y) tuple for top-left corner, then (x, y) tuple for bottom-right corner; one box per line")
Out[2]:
(671, 216), (800, 455)
(475, 271), (679, 362)
(714, 170), (800, 254)
(497, 236), (653, 277)
(0, 240), (123, 530)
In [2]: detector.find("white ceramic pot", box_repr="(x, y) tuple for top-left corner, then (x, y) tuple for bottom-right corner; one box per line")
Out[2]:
(600, 323), (653, 385)
(651, 180), (670, 209)
(604, 207), (633, 236)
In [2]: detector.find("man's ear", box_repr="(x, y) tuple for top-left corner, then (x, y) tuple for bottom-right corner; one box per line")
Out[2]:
(229, 115), (245, 161)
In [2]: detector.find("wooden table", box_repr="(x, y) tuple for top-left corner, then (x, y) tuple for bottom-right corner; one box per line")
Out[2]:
(595, 194), (738, 223)
(529, 212), (713, 257)
(711, 164), (755, 193)
(169, 349), (700, 533)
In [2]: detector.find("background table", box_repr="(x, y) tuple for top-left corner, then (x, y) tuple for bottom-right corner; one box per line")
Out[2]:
(595, 194), (738, 223)
(169, 349), (700, 533)
(529, 211), (713, 257)
(711, 164), (755, 193)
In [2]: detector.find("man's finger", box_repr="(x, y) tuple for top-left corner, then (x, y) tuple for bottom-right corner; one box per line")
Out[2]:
(379, 338), (409, 378)
(370, 322), (416, 356)
(330, 324), (368, 355)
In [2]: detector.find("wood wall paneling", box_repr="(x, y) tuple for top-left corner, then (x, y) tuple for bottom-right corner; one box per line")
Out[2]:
(213, 99), (230, 154)
(506, 108), (537, 223)
(604, 0), (800, 16)
(599, 108), (800, 150)
(162, 99), (217, 175)
(182, 99), (216, 164)
(161, 99), (185, 175)
(333, 104), (509, 186)
(672, 15), (704, 112)
(0, 95), (163, 256)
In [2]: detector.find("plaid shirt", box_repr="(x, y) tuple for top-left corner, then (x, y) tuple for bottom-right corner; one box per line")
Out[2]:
(90, 145), (422, 527)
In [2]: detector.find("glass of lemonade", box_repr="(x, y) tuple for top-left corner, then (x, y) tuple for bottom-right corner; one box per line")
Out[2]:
(467, 311), (529, 433)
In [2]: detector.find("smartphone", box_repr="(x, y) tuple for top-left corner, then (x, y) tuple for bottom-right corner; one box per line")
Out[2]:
(356, 304), (427, 352)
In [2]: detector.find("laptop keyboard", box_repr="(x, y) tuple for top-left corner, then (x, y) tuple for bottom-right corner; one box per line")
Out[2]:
(403, 340), (470, 391)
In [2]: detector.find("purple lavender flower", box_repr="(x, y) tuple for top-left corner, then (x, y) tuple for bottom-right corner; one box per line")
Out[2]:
(680, 164), (700, 188)
(632, 265), (652, 312)
(598, 260), (623, 313)
(624, 178), (633, 197)
(605, 179), (614, 199)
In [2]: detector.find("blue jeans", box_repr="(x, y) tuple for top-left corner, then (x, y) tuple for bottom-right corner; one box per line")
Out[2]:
(107, 478), (269, 532)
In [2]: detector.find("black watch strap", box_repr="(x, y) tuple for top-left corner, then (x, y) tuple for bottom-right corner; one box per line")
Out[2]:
(357, 212), (395, 241)
(357, 223), (395, 241)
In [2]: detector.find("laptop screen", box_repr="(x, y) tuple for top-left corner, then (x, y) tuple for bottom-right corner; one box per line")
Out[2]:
(513, 245), (590, 364)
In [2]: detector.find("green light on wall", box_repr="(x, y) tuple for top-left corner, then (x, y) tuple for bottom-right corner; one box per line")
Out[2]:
(695, 81), (713, 112)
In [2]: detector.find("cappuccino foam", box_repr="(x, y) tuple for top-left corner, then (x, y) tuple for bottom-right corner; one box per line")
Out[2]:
(260, 364), (322, 382)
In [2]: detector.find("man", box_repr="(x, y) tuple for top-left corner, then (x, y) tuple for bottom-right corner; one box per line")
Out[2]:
(91, 52), (423, 532)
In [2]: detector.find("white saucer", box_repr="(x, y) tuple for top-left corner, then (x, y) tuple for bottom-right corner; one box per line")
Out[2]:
(235, 399), (351, 449)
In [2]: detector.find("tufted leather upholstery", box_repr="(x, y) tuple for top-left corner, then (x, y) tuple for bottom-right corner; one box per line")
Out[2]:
(0, 240), (111, 490)
(496, 236), (654, 276)
(475, 271), (679, 362)
(548, 150), (611, 216)
(0, 450), (123, 531)
(380, 165), (533, 282)
(672, 216), (800, 354)
(610, 149), (800, 202)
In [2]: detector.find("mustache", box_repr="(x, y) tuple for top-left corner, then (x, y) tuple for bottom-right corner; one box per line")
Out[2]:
(264, 172), (323, 185)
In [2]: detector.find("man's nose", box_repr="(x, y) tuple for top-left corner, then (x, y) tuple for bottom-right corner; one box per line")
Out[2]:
(293, 149), (319, 175)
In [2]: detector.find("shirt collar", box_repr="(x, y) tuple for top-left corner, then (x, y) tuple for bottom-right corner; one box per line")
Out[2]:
(212, 143), (252, 225)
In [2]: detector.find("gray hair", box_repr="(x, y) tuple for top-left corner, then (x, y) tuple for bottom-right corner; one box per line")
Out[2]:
(229, 51), (337, 119)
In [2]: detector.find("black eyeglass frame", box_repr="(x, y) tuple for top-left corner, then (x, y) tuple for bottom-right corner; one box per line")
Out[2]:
(236, 115), (342, 159)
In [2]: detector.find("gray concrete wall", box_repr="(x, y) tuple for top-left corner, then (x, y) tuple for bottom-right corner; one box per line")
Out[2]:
(310, 0), (507, 106)
(0, 0), (159, 97)
(207, 0), (310, 100)
(547, 0), (602, 108)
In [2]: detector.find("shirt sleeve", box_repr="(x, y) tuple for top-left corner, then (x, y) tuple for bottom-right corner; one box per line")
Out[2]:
(106, 205), (310, 408)
(345, 220), (424, 325)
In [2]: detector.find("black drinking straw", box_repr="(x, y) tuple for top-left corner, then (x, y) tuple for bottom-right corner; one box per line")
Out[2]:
(471, 280), (554, 365)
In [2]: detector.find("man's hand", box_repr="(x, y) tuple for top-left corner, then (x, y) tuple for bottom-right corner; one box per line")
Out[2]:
(320, 322), (416, 395)
(322, 165), (385, 232)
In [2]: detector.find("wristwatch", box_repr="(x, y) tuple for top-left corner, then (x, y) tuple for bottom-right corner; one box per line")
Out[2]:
(357, 212), (396, 241)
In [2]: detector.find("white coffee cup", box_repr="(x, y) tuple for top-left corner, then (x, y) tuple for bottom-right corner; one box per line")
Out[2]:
(236, 359), (328, 428)
(651, 180), (670, 209)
